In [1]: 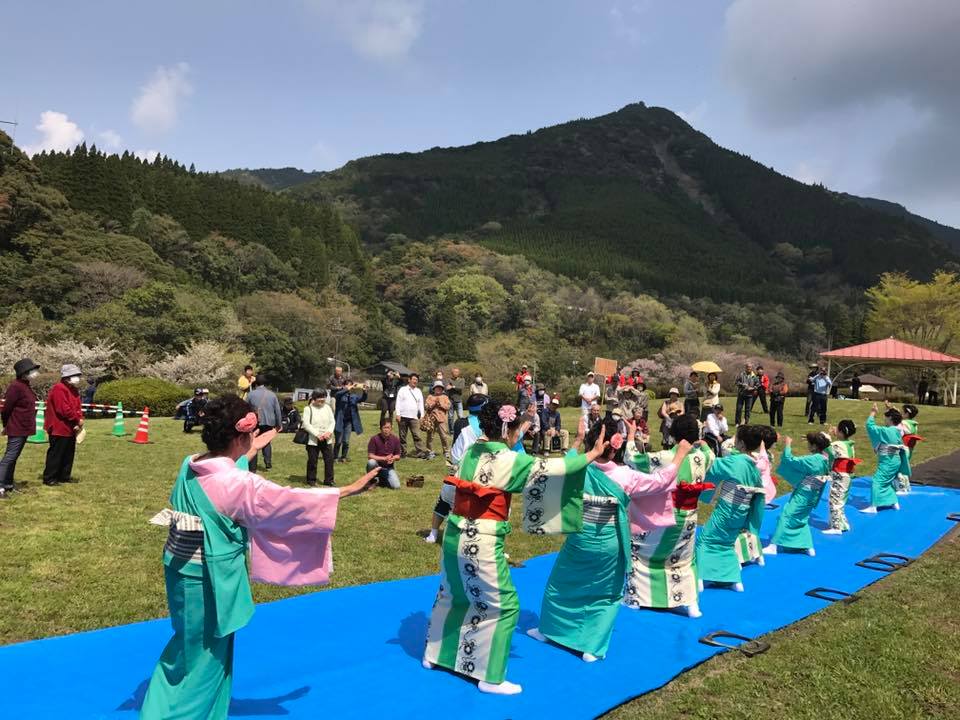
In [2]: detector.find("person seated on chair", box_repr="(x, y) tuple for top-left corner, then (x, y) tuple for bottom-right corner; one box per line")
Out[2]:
(280, 397), (300, 433)
(703, 404), (729, 456)
(542, 397), (569, 453)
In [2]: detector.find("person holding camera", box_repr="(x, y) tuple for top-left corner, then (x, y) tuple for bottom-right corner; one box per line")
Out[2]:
(380, 370), (402, 426)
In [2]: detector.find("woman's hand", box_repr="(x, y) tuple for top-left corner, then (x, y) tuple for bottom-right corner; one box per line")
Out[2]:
(871, 403), (879, 415)
(339, 467), (380, 497)
(625, 419), (637, 441)
(673, 439), (693, 466)
(251, 428), (277, 451)
(783, 436), (793, 446)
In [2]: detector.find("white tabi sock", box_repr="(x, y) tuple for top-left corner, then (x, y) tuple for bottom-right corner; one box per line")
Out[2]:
(860, 506), (878, 514)
(581, 652), (599, 663)
(478, 680), (523, 695)
(685, 604), (702, 618)
(893, 502), (900, 510)
(526, 627), (547, 643)
(422, 659), (435, 670)
(806, 547), (816, 556)
(762, 544), (778, 555)
(697, 579), (704, 592)
(756, 554), (766, 566)
(822, 528), (842, 535)
(732, 582), (744, 592)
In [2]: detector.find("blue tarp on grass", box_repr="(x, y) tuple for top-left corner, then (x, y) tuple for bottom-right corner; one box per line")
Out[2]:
(4, 478), (959, 719)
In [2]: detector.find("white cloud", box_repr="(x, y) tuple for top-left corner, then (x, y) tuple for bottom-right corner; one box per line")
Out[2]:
(792, 161), (826, 186)
(22, 111), (84, 156)
(306, 0), (424, 61)
(131, 62), (193, 134)
(609, 1), (652, 46)
(134, 149), (160, 163)
(311, 140), (339, 170)
(722, 0), (960, 213)
(98, 129), (122, 150)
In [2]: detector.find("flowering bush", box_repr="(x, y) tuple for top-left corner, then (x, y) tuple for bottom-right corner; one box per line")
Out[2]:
(141, 341), (236, 388)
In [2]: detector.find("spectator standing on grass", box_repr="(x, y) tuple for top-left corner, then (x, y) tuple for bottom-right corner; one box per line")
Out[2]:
(446, 367), (465, 433)
(280, 397), (300, 433)
(804, 364), (818, 417)
(735, 363), (759, 425)
(424, 381), (451, 460)
(769, 372), (789, 428)
(246, 377), (282, 472)
(517, 376), (534, 411)
(807, 367), (832, 425)
(756, 366), (770, 415)
(396, 373), (427, 459)
(917, 375), (929, 405)
(237, 365), (255, 400)
(702, 372), (721, 421)
(617, 383), (641, 419)
(683, 371), (700, 417)
(367, 419), (403, 489)
(470, 372), (488, 397)
(0, 358), (40, 498)
(302, 390), (335, 486)
(333, 382), (367, 463)
(850, 373), (862, 400)
(578, 371), (602, 417)
(43, 364), (84, 486)
(515, 364), (531, 391)
(83, 378), (97, 406)
(380, 370), (402, 427)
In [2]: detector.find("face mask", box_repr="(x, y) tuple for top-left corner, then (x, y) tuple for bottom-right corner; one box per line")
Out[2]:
(27, 370), (39, 380)
(68, 376), (81, 386)
(475, 377), (482, 383)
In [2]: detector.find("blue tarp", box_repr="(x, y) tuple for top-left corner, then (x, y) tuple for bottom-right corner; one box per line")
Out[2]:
(4, 478), (959, 719)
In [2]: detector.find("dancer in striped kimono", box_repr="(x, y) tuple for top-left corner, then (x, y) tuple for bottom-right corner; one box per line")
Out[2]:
(892, 402), (923, 495)
(423, 401), (607, 695)
(527, 418), (692, 661)
(863, 404), (906, 513)
(824, 420), (860, 534)
(762, 433), (831, 557)
(733, 426), (779, 567)
(695, 426), (765, 592)
(140, 396), (378, 720)
(623, 414), (715, 617)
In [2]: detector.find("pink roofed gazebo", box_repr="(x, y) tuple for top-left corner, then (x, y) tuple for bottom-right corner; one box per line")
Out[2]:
(820, 338), (960, 405)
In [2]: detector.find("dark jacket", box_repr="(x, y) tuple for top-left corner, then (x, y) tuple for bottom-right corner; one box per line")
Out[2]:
(334, 388), (367, 434)
(45, 380), (83, 437)
(1, 379), (37, 437)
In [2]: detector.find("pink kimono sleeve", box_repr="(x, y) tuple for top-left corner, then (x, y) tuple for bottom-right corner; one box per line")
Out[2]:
(754, 450), (777, 504)
(619, 463), (678, 534)
(199, 469), (341, 587)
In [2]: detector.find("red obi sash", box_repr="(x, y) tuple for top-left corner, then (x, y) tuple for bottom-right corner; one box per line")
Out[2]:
(831, 457), (862, 474)
(445, 476), (512, 522)
(672, 482), (715, 511)
(902, 434), (924, 450)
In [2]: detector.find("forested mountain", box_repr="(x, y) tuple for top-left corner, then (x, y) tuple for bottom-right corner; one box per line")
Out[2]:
(283, 103), (957, 303)
(217, 167), (320, 192)
(838, 193), (960, 252)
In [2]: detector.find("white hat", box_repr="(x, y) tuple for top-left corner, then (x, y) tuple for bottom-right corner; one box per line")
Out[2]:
(432, 380), (444, 389)
(61, 364), (82, 378)
(550, 397), (560, 405)
(668, 387), (680, 395)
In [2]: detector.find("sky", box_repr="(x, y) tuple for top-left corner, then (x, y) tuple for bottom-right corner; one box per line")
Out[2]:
(2, 0), (958, 227)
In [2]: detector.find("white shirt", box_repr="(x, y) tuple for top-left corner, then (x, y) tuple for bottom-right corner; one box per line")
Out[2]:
(705, 413), (728, 438)
(578, 382), (601, 410)
(396, 384), (425, 420)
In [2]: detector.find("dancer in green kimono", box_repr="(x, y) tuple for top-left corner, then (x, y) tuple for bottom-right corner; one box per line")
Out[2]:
(623, 414), (715, 618)
(892, 402), (923, 494)
(140, 396), (378, 720)
(423, 401), (607, 695)
(695, 426), (766, 592)
(863, 404), (906, 513)
(762, 432), (831, 556)
(824, 420), (859, 534)
(527, 418), (692, 661)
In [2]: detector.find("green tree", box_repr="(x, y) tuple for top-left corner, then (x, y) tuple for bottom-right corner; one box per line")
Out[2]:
(865, 271), (960, 353)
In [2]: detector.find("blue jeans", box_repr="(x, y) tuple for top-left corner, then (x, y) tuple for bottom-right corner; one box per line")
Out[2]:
(447, 401), (463, 433)
(335, 425), (353, 459)
(0, 435), (27, 489)
(366, 459), (400, 489)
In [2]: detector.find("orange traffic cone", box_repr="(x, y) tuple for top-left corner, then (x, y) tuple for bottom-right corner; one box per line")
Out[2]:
(131, 407), (152, 444)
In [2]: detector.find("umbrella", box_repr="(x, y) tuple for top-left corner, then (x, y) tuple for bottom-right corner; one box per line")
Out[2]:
(691, 361), (723, 374)
(858, 384), (880, 396)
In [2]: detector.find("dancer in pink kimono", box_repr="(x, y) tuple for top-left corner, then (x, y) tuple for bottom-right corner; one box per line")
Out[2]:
(141, 395), (378, 720)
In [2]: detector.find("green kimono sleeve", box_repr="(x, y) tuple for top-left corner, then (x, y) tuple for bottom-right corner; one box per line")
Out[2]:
(520, 452), (589, 535)
(777, 446), (828, 486)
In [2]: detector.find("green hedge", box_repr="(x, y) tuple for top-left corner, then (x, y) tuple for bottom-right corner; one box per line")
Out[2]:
(96, 377), (192, 416)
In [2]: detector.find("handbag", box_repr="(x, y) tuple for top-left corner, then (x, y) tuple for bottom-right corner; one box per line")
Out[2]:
(293, 405), (310, 445)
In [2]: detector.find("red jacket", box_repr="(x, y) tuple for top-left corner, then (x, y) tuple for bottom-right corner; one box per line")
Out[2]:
(45, 381), (82, 437)
(1, 379), (37, 437)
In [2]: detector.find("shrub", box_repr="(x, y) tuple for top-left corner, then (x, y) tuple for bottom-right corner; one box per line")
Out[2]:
(485, 380), (518, 405)
(95, 377), (192, 416)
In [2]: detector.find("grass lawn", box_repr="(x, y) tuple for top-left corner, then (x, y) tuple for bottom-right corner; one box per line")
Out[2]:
(1, 396), (958, 716)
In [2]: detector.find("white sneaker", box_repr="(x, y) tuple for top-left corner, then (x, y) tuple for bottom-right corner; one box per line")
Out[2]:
(822, 528), (842, 535)
(478, 680), (523, 695)
(762, 544), (778, 555)
(424, 531), (437, 544)
(860, 506), (878, 514)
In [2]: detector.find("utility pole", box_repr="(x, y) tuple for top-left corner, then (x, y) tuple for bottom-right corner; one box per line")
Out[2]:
(0, 119), (18, 148)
